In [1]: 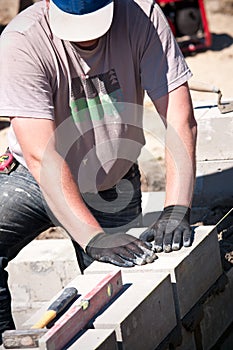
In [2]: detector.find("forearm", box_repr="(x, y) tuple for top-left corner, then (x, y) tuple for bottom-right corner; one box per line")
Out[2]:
(153, 83), (197, 208)
(28, 151), (103, 249)
(164, 115), (197, 208)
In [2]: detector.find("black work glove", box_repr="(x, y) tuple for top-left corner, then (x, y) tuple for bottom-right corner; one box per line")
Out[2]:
(86, 232), (157, 267)
(139, 205), (192, 253)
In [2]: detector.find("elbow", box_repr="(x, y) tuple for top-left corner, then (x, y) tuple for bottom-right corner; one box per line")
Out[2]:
(185, 101), (197, 138)
(190, 113), (198, 140)
(25, 154), (44, 180)
(25, 150), (54, 181)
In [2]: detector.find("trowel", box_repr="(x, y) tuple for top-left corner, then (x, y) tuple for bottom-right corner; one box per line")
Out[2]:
(189, 81), (233, 114)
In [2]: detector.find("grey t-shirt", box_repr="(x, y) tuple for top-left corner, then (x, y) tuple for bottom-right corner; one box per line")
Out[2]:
(0, 0), (192, 193)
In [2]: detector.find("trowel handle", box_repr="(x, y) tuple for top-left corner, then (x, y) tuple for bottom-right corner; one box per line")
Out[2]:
(189, 81), (220, 94)
(31, 287), (78, 329)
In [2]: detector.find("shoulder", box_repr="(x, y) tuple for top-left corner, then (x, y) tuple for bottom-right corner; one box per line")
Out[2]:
(1, 2), (47, 38)
(0, 2), (54, 67)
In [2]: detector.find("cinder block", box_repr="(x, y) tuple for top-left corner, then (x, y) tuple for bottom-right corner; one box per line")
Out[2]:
(195, 106), (233, 161)
(93, 272), (177, 350)
(11, 302), (47, 329)
(68, 329), (117, 350)
(193, 105), (233, 207)
(7, 239), (80, 306)
(199, 268), (233, 350)
(175, 327), (196, 350)
(193, 160), (233, 206)
(85, 226), (223, 319)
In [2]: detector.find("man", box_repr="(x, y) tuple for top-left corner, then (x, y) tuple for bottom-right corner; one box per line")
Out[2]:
(0, 0), (197, 339)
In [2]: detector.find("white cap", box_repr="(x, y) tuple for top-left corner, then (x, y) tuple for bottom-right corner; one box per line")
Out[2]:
(49, 0), (114, 42)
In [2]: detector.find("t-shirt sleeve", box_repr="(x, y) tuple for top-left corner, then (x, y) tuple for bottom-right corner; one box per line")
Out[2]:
(139, 3), (192, 101)
(0, 31), (55, 119)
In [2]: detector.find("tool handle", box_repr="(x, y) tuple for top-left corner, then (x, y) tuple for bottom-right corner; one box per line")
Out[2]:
(31, 287), (78, 329)
(189, 80), (220, 94)
(31, 310), (57, 329)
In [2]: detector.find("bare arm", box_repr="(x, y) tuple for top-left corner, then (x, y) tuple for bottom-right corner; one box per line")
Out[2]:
(11, 117), (102, 249)
(153, 82), (197, 208)
(139, 83), (197, 251)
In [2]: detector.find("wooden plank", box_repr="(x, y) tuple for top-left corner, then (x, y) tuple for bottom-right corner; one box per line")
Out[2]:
(39, 270), (122, 350)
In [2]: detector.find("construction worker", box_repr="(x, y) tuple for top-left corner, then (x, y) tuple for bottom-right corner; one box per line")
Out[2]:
(0, 0), (197, 339)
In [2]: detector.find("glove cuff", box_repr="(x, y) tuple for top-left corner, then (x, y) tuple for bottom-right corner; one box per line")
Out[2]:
(85, 232), (106, 254)
(163, 205), (191, 221)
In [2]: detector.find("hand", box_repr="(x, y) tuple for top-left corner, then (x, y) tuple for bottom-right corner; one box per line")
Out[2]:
(86, 232), (157, 267)
(139, 205), (192, 253)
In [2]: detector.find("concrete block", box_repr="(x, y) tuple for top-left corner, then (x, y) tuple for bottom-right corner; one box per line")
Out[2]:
(7, 239), (80, 307)
(12, 302), (46, 329)
(193, 160), (233, 206)
(219, 324), (233, 350)
(85, 226), (223, 319)
(199, 268), (233, 350)
(68, 329), (117, 350)
(194, 105), (233, 161)
(93, 272), (177, 350)
(193, 104), (233, 207)
(176, 327), (196, 350)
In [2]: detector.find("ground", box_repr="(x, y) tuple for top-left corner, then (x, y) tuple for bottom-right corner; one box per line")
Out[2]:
(0, 0), (233, 267)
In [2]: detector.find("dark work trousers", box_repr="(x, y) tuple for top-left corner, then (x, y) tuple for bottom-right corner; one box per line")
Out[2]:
(0, 163), (142, 339)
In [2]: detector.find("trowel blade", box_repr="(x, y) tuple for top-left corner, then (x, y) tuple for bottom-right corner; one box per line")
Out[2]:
(218, 101), (233, 114)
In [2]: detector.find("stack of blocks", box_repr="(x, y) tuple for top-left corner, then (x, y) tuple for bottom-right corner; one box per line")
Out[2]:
(5, 222), (231, 350)
(83, 225), (224, 350)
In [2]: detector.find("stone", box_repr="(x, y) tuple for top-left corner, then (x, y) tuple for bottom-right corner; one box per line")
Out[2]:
(68, 329), (117, 350)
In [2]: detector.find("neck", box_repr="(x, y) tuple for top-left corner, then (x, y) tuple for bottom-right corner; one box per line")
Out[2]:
(74, 39), (99, 51)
